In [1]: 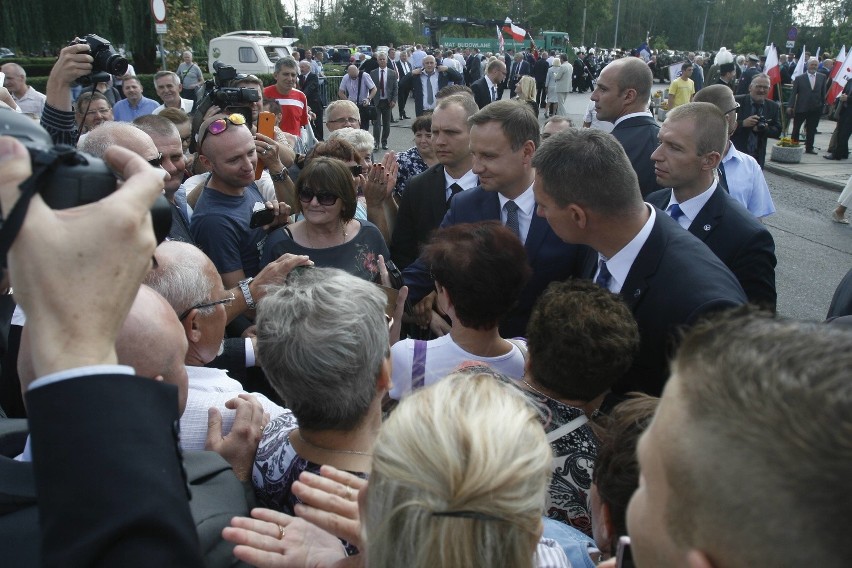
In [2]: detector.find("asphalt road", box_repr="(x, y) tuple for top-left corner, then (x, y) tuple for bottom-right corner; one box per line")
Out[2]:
(375, 93), (852, 322)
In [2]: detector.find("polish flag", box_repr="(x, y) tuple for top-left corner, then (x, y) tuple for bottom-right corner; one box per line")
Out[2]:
(496, 25), (505, 53)
(791, 46), (805, 80)
(829, 46), (846, 80)
(502, 19), (527, 41)
(764, 45), (781, 99)
(827, 48), (852, 104)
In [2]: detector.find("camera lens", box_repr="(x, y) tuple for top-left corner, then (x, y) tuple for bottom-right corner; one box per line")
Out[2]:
(103, 53), (129, 76)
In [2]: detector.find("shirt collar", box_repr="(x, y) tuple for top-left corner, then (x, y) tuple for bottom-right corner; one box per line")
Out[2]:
(613, 110), (654, 127)
(600, 204), (656, 293)
(443, 169), (478, 190)
(497, 183), (536, 216)
(668, 180), (717, 223)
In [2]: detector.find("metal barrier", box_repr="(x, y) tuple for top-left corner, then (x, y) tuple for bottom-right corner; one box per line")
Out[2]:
(322, 75), (343, 104)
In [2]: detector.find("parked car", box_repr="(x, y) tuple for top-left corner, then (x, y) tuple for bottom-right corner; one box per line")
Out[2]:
(355, 45), (373, 56)
(331, 45), (352, 63)
(0, 47), (16, 58)
(208, 30), (297, 75)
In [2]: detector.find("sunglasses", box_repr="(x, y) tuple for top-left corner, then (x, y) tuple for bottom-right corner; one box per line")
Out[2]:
(298, 188), (339, 206)
(179, 293), (236, 321)
(147, 152), (163, 168)
(198, 113), (247, 151)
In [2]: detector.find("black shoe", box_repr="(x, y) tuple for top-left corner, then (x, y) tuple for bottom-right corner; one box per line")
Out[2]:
(824, 154), (839, 160)
(805, 149), (817, 154)
(382, 143), (388, 150)
(391, 119), (398, 123)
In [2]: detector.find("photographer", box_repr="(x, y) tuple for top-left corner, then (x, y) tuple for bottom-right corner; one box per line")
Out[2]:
(731, 74), (781, 168)
(40, 42), (95, 146)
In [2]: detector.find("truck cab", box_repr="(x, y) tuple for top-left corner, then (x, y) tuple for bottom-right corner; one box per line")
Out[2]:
(208, 31), (298, 75)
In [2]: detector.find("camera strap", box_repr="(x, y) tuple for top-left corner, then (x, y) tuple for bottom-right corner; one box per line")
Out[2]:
(0, 147), (66, 269)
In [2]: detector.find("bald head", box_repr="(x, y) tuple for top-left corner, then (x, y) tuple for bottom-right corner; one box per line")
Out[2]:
(117, 285), (189, 414)
(694, 84), (738, 137)
(78, 121), (160, 163)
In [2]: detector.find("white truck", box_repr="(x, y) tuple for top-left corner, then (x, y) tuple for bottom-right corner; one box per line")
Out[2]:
(208, 31), (298, 75)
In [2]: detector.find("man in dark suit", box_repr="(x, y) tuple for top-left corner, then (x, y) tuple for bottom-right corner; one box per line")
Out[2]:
(370, 52), (398, 150)
(532, 127), (746, 397)
(298, 60), (324, 141)
(399, 55), (464, 116)
(533, 51), (551, 110)
(730, 73), (782, 167)
(393, 50), (413, 119)
(403, 100), (582, 338)
(787, 57), (828, 153)
(465, 48), (482, 85)
(391, 95), (479, 269)
(736, 53), (761, 95)
(646, 102), (777, 310)
(0, 137), (204, 566)
(591, 56), (663, 196)
(471, 58), (507, 109)
(507, 52), (532, 97)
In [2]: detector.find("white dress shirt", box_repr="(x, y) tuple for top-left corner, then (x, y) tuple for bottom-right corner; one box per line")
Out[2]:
(443, 169), (478, 201)
(497, 184), (536, 244)
(664, 181), (717, 230)
(594, 204), (657, 293)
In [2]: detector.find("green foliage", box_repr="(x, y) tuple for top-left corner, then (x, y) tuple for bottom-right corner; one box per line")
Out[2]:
(652, 35), (669, 51)
(734, 24), (765, 55)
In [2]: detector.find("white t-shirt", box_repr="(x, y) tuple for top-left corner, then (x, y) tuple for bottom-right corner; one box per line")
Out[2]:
(389, 334), (525, 400)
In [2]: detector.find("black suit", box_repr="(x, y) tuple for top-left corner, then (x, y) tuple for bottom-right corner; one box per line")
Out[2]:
(579, 210), (747, 396)
(299, 72), (324, 141)
(403, 186), (583, 337)
(25, 375), (203, 567)
(736, 66), (760, 95)
(390, 164), (449, 269)
(399, 68), (464, 116)
(788, 72), (828, 151)
(393, 59), (413, 118)
(507, 59), (531, 96)
(466, 54), (482, 85)
(646, 187), (777, 310)
(471, 77), (495, 109)
(730, 94), (782, 167)
(533, 57), (550, 108)
(610, 115), (663, 197)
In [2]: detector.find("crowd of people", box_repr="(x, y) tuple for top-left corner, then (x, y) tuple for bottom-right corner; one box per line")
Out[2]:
(0, 35), (851, 568)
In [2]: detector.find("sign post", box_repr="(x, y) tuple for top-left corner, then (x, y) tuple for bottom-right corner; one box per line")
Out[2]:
(151, 0), (168, 70)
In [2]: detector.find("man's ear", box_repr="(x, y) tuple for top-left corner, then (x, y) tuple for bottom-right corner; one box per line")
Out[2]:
(376, 355), (392, 393)
(182, 310), (202, 344)
(568, 203), (588, 229)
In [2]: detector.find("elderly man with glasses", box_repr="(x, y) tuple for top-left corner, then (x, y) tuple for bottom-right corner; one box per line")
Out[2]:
(730, 73), (781, 168)
(325, 99), (362, 132)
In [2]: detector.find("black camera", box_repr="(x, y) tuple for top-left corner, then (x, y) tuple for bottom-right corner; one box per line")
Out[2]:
(72, 34), (129, 87)
(0, 110), (171, 253)
(192, 62), (259, 148)
(755, 116), (768, 132)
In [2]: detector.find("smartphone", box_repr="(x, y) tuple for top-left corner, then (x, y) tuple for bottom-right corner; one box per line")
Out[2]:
(255, 111), (277, 180)
(249, 207), (276, 229)
(616, 536), (635, 568)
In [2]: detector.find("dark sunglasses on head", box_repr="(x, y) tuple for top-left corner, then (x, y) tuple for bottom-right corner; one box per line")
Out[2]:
(298, 188), (339, 206)
(198, 113), (248, 150)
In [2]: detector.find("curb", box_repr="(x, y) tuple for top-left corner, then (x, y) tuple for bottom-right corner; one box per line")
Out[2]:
(764, 162), (846, 193)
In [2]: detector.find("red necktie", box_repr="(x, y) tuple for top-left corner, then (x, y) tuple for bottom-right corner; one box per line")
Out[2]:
(380, 69), (385, 97)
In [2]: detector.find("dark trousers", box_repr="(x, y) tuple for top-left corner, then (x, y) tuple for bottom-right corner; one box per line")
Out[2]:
(792, 108), (821, 150)
(372, 99), (392, 146)
(832, 107), (852, 158)
(536, 81), (547, 108)
(358, 105), (372, 131)
(309, 102), (324, 141)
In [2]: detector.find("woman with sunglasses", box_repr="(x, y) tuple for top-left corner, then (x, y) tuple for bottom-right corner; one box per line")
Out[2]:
(260, 157), (389, 283)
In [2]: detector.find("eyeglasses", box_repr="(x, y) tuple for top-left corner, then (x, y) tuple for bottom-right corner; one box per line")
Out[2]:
(298, 188), (339, 206)
(198, 113), (247, 151)
(328, 116), (360, 126)
(724, 102), (741, 115)
(179, 293), (235, 321)
(147, 152), (164, 168)
(349, 165), (365, 176)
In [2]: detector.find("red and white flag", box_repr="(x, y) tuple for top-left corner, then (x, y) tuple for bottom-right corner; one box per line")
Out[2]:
(496, 25), (505, 53)
(502, 19), (527, 41)
(764, 45), (781, 99)
(829, 45), (846, 80)
(827, 48), (852, 104)
(791, 46), (805, 80)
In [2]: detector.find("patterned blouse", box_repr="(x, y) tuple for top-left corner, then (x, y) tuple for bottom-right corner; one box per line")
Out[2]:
(394, 146), (429, 197)
(522, 382), (600, 537)
(253, 414), (365, 555)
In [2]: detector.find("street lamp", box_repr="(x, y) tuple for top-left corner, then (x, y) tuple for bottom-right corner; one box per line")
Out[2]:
(698, 0), (714, 52)
(613, 0), (621, 49)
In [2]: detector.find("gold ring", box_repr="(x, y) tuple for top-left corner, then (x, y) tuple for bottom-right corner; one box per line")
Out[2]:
(278, 524), (285, 539)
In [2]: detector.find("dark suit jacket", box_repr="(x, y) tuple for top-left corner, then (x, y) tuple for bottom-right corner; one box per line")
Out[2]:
(466, 54), (482, 83)
(580, 210), (747, 396)
(828, 266), (852, 318)
(471, 77), (493, 109)
(788, 72), (827, 113)
(735, 66), (760, 95)
(403, 186), (583, 337)
(730, 94), (782, 166)
(390, 164), (448, 269)
(393, 59), (412, 80)
(400, 68), (464, 116)
(25, 376), (204, 567)
(370, 66), (398, 106)
(646, 187), (777, 311)
(611, 115), (663, 197)
(299, 72), (322, 110)
(508, 59), (531, 81)
(533, 58), (550, 84)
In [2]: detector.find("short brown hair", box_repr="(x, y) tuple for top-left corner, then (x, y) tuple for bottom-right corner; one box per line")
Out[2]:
(468, 99), (539, 150)
(293, 157), (357, 221)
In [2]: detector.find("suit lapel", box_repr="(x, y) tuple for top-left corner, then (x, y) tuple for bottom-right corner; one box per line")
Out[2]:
(525, 214), (550, 261)
(620, 216), (667, 310)
(427, 166), (447, 223)
(687, 187), (725, 242)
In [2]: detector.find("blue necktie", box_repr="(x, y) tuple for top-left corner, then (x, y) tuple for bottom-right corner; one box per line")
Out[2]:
(504, 200), (520, 238)
(668, 203), (685, 221)
(595, 258), (612, 290)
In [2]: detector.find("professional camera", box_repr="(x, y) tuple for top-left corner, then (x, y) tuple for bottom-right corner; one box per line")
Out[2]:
(755, 115), (768, 132)
(72, 34), (129, 87)
(192, 61), (260, 150)
(0, 110), (171, 260)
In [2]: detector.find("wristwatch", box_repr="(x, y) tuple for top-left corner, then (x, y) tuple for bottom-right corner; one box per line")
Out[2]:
(270, 169), (288, 182)
(239, 277), (256, 309)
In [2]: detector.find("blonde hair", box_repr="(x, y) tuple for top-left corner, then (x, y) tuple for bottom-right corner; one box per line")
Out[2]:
(516, 75), (537, 102)
(365, 370), (551, 568)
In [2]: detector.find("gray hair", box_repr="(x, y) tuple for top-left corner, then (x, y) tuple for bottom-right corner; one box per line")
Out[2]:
(78, 121), (154, 158)
(274, 56), (298, 74)
(329, 126), (374, 156)
(154, 71), (180, 85)
(256, 267), (388, 430)
(143, 241), (216, 317)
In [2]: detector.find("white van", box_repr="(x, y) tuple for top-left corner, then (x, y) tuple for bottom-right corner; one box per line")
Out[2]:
(208, 31), (298, 75)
